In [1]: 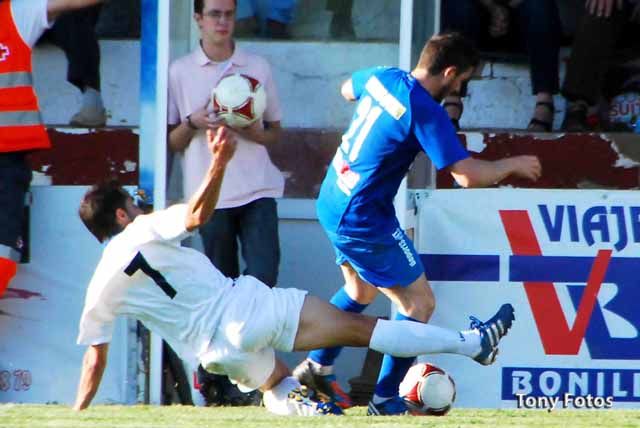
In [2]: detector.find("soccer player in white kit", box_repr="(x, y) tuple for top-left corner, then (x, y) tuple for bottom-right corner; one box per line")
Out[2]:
(74, 127), (514, 416)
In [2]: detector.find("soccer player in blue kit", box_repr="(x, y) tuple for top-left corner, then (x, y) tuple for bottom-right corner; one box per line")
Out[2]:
(293, 33), (542, 415)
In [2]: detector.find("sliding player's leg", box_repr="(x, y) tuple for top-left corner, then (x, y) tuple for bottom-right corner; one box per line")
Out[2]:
(293, 295), (514, 359)
(298, 265), (378, 408)
(291, 294), (515, 408)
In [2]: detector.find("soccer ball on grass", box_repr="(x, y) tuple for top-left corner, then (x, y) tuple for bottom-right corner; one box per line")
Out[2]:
(399, 362), (456, 416)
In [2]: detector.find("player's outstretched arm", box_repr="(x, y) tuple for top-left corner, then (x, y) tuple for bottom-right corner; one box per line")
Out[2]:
(73, 343), (109, 411)
(448, 155), (542, 188)
(47, 0), (103, 21)
(185, 127), (236, 232)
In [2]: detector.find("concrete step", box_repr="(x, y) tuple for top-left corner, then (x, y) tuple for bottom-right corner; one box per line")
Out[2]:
(34, 39), (569, 131)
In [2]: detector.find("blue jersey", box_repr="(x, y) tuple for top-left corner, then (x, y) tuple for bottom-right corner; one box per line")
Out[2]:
(317, 67), (469, 240)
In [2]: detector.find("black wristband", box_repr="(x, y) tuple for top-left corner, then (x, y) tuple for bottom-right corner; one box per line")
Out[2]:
(186, 114), (197, 130)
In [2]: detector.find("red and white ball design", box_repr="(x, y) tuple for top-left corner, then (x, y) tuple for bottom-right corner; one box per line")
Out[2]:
(212, 73), (267, 128)
(399, 362), (456, 416)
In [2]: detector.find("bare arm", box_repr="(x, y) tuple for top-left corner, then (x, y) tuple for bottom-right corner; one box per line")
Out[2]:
(167, 100), (221, 153)
(168, 121), (197, 153)
(47, 0), (103, 21)
(449, 155), (541, 188)
(73, 343), (109, 411)
(170, 118), (281, 152)
(341, 78), (356, 102)
(184, 127), (237, 231)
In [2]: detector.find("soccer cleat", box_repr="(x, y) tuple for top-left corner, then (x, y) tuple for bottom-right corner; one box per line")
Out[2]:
(470, 303), (515, 365)
(287, 386), (343, 416)
(324, 375), (353, 409)
(292, 360), (353, 409)
(367, 396), (409, 416)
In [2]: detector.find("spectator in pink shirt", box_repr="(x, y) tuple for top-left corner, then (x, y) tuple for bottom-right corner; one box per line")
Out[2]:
(167, 0), (284, 405)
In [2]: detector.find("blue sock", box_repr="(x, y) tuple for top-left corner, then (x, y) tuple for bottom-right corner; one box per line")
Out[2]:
(374, 313), (420, 399)
(308, 287), (368, 366)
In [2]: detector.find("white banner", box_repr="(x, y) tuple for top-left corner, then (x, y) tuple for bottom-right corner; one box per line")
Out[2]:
(416, 189), (640, 409)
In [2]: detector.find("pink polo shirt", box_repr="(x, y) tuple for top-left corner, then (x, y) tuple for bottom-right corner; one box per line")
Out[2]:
(168, 44), (284, 208)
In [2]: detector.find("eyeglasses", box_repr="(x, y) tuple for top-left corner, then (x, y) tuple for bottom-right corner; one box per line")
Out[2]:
(202, 9), (236, 22)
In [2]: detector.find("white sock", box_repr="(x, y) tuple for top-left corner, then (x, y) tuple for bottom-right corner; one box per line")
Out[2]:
(307, 359), (333, 376)
(369, 319), (481, 358)
(262, 376), (301, 416)
(82, 87), (104, 110)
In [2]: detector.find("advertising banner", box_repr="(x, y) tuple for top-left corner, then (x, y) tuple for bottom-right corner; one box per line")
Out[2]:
(417, 189), (640, 410)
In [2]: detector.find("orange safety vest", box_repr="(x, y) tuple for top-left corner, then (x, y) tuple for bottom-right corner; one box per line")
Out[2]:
(0, 0), (50, 152)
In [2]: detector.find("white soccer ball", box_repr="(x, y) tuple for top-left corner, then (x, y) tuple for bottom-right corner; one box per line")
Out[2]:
(399, 362), (456, 416)
(212, 73), (267, 128)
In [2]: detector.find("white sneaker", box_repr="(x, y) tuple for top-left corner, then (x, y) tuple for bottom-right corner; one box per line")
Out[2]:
(70, 106), (107, 128)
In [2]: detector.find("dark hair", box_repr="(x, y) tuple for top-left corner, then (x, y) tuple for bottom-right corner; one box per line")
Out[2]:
(417, 32), (480, 76)
(194, 0), (237, 14)
(79, 180), (129, 243)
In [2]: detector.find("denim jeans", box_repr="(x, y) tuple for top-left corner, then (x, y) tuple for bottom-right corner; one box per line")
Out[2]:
(199, 197), (280, 287)
(441, 0), (561, 95)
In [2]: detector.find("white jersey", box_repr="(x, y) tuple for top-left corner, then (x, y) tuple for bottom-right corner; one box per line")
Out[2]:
(77, 204), (235, 364)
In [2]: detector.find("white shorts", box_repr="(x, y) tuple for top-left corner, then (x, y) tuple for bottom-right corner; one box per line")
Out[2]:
(199, 275), (307, 392)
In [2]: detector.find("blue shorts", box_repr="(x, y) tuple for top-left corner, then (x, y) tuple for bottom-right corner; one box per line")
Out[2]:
(326, 227), (424, 288)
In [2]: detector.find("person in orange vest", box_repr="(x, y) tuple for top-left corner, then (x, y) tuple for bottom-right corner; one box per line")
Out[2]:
(0, 0), (103, 298)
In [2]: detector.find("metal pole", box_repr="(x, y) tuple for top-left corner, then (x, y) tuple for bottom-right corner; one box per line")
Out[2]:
(140, 0), (170, 405)
(395, 0), (414, 233)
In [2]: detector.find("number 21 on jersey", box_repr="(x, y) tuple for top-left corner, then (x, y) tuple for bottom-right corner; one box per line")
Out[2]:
(340, 95), (383, 162)
(333, 95), (382, 195)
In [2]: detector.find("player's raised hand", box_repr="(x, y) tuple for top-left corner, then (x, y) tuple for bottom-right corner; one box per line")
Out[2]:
(509, 155), (542, 182)
(207, 127), (236, 165)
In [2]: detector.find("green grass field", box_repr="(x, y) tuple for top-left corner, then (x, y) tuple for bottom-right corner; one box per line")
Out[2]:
(1, 405), (639, 428)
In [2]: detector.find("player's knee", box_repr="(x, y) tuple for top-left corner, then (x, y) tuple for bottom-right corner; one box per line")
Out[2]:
(423, 296), (436, 320)
(345, 281), (377, 304)
(402, 295), (435, 322)
(416, 280), (436, 321)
